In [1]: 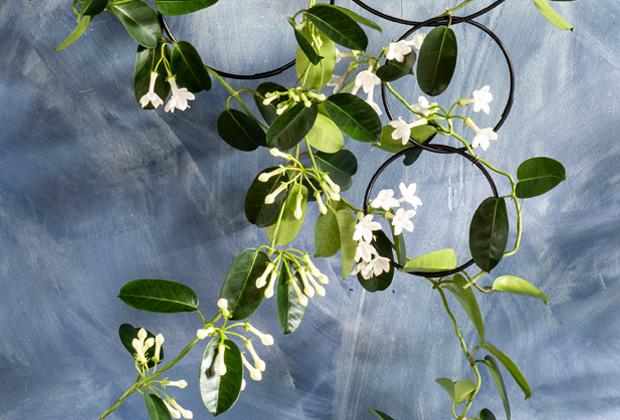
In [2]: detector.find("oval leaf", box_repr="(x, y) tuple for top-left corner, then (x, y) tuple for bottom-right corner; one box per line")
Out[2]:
(119, 279), (199, 313)
(296, 29), (336, 90)
(266, 183), (309, 246)
(110, 0), (162, 49)
(134, 44), (170, 108)
(293, 27), (322, 65)
(220, 249), (269, 320)
(478, 342), (532, 399)
(336, 209), (357, 278)
(307, 113), (344, 153)
(277, 269), (307, 334)
(403, 248), (457, 273)
(119, 323), (164, 367)
(481, 356), (511, 420)
(171, 40), (211, 92)
(199, 338), (243, 415)
(144, 394), (172, 420)
(315, 209), (341, 257)
(266, 103), (318, 150)
(416, 26), (457, 96)
(358, 231), (394, 292)
(217, 109), (265, 151)
(315, 149), (358, 191)
(305, 5), (368, 50)
(324, 93), (382, 142)
(244, 168), (288, 227)
(444, 274), (485, 340)
(376, 51), (416, 82)
(469, 197), (509, 272)
(480, 408), (498, 420)
(492, 275), (549, 304)
(515, 157), (566, 198)
(156, 0), (218, 16)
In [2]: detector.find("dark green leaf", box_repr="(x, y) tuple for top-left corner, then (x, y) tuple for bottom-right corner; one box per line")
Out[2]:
(244, 168), (288, 227)
(336, 209), (356, 278)
(217, 109), (265, 151)
(389, 221), (406, 267)
(118, 324), (164, 367)
(492, 275), (549, 304)
(171, 40), (211, 92)
(110, 0), (162, 49)
(377, 52), (416, 82)
(533, 0), (573, 30)
(416, 26), (457, 96)
(515, 157), (566, 198)
(480, 408), (497, 420)
(277, 269), (306, 334)
(478, 342), (532, 399)
(200, 339), (243, 415)
(81, 0), (108, 16)
(330, 6), (382, 32)
(481, 356), (511, 420)
(220, 249), (269, 320)
(315, 209), (341, 257)
(469, 197), (509, 272)
(134, 44), (170, 109)
(315, 149), (358, 191)
(296, 28), (336, 90)
(266, 183), (309, 246)
(324, 93), (382, 142)
(403, 248), (457, 273)
(254, 82), (287, 124)
(119, 279), (199, 313)
(293, 27), (322, 65)
(156, 0), (218, 16)
(444, 274), (485, 340)
(369, 408), (395, 420)
(358, 231), (394, 292)
(305, 5), (368, 50)
(144, 394), (172, 420)
(306, 113), (344, 153)
(266, 103), (318, 150)
(54, 16), (91, 52)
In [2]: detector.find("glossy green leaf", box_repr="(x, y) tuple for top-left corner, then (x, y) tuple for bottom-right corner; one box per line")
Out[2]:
(379, 124), (436, 154)
(480, 408), (498, 420)
(220, 248), (269, 320)
(267, 103), (318, 150)
(171, 40), (211, 92)
(156, 0), (218, 16)
(134, 44), (170, 109)
(296, 28), (336, 90)
(119, 279), (199, 313)
(110, 0), (162, 49)
(315, 149), (358, 191)
(254, 82), (287, 124)
(358, 230), (394, 292)
(469, 197), (509, 272)
(307, 113), (344, 153)
(324, 93), (382, 142)
(515, 157), (566, 198)
(403, 248), (457, 273)
(481, 356), (511, 420)
(478, 342), (532, 399)
(305, 5), (368, 50)
(315, 209), (341, 257)
(444, 274), (485, 340)
(81, 0), (108, 16)
(336, 209), (357, 278)
(293, 27), (322, 65)
(533, 0), (573, 30)
(277, 269), (306, 334)
(416, 26), (457, 96)
(266, 183), (309, 246)
(244, 168), (288, 227)
(330, 6), (382, 32)
(369, 408), (395, 420)
(144, 394), (172, 420)
(199, 338), (243, 415)
(54, 16), (91, 52)
(377, 52), (416, 82)
(492, 275), (549, 304)
(389, 221), (407, 267)
(119, 324), (164, 367)
(403, 126), (437, 166)
(435, 378), (476, 404)
(217, 109), (265, 151)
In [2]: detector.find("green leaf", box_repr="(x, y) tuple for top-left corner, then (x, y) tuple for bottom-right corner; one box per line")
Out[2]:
(379, 124), (437, 155)
(515, 157), (566, 198)
(144, 394), (172, 420)
(171, 40), (211, 92)
(336, 209), (357, 278)
(217, 109), (265, 151)
(315, 149), (358, 191)
(199, 338), (243, 415)
(54, 16), (91, 52)
(266, 183), (309, 246)
(254, 82), (287, 124)
(416, 26), (458, 96)
(481, 356), (511, 420)
(293, 27), (322, 65)
(134, 44), (170, 109)
(330, 6), (382, 32)
(119, 279), (199, 313)
(306, 113), (344, 153)
(389, 221), (407, 267)
(402, 126), (437, 166)
(296, 28), (336, 90)
(480, 408), (498, 420)
(533, 0), (573, 30)
(435, 378), (476, 404)
(492, 275), (549, 304)
(376, 52), (416, 82)
(469, 197), (509, 272)
(444, 274), (485, 341)
(267, 103), (318, 150)
(81, 0), (109, 16)
(357, 230), (394, 292)
(315, 209), (341, 257)
(403, 248), (457, 273)
(244, 168), (288, 227)
(119, 323), (164, 367)
(324, 93), (382, 142)
(110, 0), (162, 49)
(277, 269), (307, 334)
(305, 5), (368, 50)
(369, 408), (395, 420)
(478, 342), (532, 399)
(156, 0), (218, 16)
(220, 248), (269, 320)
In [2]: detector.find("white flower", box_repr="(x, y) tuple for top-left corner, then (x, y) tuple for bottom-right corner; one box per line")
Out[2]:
(164, 401), (182, 419)
(389, 117), (428, 145)
(355, 241), (378, 263)
(217, 298), (231, 318)
(241, 353), (262, 381)
(167, 379), (188, 389)
(140, 72), (164, 109)
(399, 182), (423, 209)
(164, 76), (195, 113)
(327, 74), (346, 94)
(315, 192), (328, 214)
(196, 326), (215, 340)
(352, 70), (381, 95)
(214, 342), (227, 376)
(365, 87), (383, 116)
(169, 400), (193, 419)
(412, 96), (434, 117)
(386, 40), (412, 62)
(407, 32), (426, 50)
(245, 340), (266, 372)
(258, 167), (285, 182)
(353, 214), (382, 243)
(353, 255), (391, 279)
(335, 48), (346, 63)
(472, 127), (498, 151)
(246, 323), (274, 346)
(472, 85), (493, 114)
(392, 208), (416, 235)
(131, 328), (151, 364)
(153, 333), (164, 363)
(371, 189), (401, 211)
(264, 183), (287, 204)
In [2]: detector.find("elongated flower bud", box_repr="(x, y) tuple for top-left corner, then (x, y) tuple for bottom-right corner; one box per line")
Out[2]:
(258, 167), (284, 182)
(241, 353), (263, 381)
(306, 271), (326, 297)
(137, 328), (147, 341)
(131, 338), (147, 365)
(255, 263), (274, 289)
(167, 379), (188, 389)
(264, 183), (287, 204)
(293, 192), (303, 219)
(246, 323), (274, 346)
(214, 342), (227, 376)
(245, 340), (266, 372)
(290, 277), (309, 307)
(240, 378), (247, 391)
(217, 298), (231, 317)
(315, 192), (328, 214)
(170, 400), (193, 419)
(299, 268), (315, 298)
(264, 269), (278, 299)
(154, 333), (164, 362)
(262, 92), (278, 105)
(164, 401), (181, 419)
(196, 326), (215, 340)
(269, 148), (291, 159)
(323, 174), (341, 193)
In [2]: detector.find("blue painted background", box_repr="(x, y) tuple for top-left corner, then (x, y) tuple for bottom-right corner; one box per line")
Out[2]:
(1, 1), (618, 419)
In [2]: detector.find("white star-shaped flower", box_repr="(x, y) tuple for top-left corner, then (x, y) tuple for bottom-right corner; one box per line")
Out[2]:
(385, 40), (412, 62)
(327, 74), (346, 94)
(354, 241), (378, 263)
(370, 255), (391, 276)
(371, 189), (401, 211)
(353, 214), (382, 243)
(399, 182), (423, 209)
(389, 116), (428, 145)
(391, 208), (416, 236)
(352, 69), (381, 95)
(472, 85), (493, 114)
(164, 76), (195, 113)
(140, 71), (164, 109)
(472, 127), (498, 151)
(412, 96), (435, 117)
(407, 33), (426, 50)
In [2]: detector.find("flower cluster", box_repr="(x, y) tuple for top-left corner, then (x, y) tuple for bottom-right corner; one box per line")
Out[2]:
(262, 88), (327, 116)
(140, 72), (195, 113)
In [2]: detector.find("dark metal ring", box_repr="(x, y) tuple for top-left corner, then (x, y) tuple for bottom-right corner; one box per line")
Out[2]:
(362, 142), (499, 278)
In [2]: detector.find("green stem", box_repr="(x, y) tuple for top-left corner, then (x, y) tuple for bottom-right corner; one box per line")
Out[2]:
(99, 382), (139, 419)
(206, 66), (255, 118)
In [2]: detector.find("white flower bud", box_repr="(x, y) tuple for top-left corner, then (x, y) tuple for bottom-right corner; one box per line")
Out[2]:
(258, 167), (284, 182)
(315, 192), (328, 214)
(217, 298), (231, 317)
(245, 340), (266, 372)
(131, 338), (147, 364)
(316, 273), (329, 285)
(255, 262), (274, 289)
(170, 400), (193, 419)
(246, 323), (274, 346)
(299, 268), (315, 298)
(264, 269), (278, 299)
(306, 271), (326, 297)
(323, 174), (341, 193)
(275, 102), (290, 115)
(154, 333), (164, 362)
(291, 277), (309, 307)
(137, 328), (147, 341)
(167, 379), (188, 389)
(293, 192), (303, 219)
(164, 401), (181, 419)
(196, 326), (215, 340)
(262, 92), (278, 105)
(269, 148), (290, 159)
(240, 378), (247, 391)
(214, 342), (227, 376)
(241, 354), (263, 381)
(264, 183), (287, 204)
(300, 93), (312, 108)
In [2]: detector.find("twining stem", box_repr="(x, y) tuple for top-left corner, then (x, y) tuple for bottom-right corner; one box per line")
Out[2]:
(206, 66), (254, 118)
(99, 382), (139, 419)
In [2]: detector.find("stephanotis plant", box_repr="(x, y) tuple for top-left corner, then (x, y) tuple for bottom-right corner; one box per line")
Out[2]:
(58, 0), (576, 419)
